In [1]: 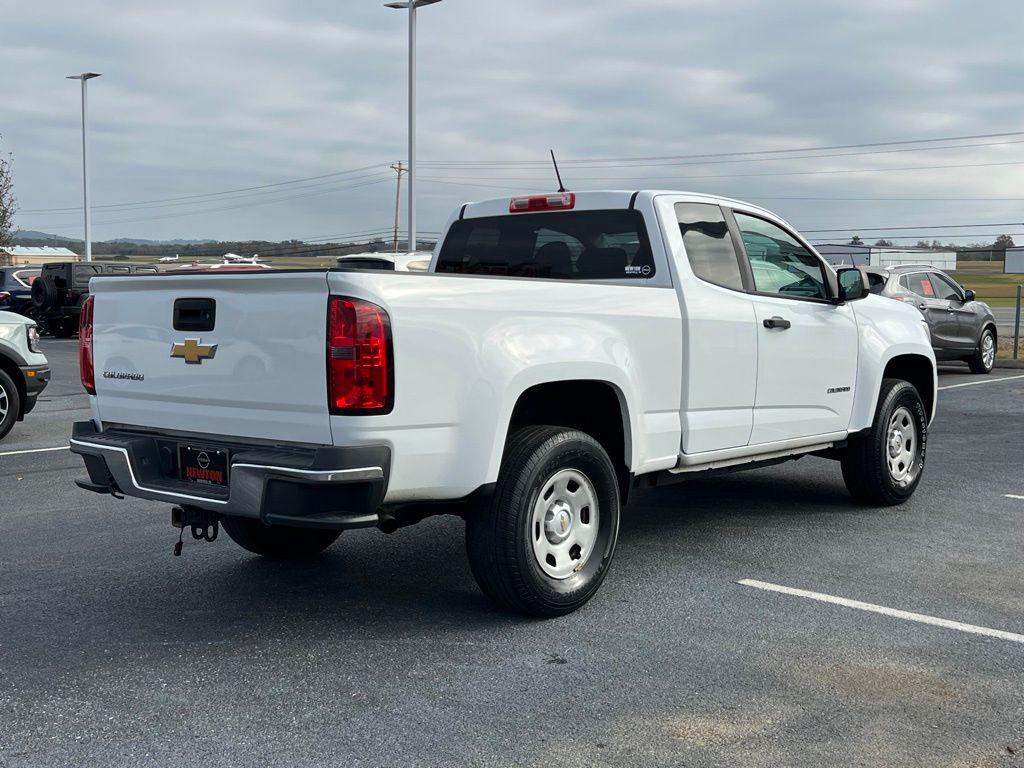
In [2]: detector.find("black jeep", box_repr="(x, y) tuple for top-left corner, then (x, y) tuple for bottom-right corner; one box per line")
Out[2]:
(28, 261), (160, 337)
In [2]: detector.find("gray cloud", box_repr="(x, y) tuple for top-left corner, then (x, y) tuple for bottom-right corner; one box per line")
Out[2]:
(2, 0), (1022, 244)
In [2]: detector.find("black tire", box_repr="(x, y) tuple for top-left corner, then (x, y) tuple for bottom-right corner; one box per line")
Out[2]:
(466, 426), (621, 618)
(31, 277), (61, 309)
(841, 378), (928, 506)
(0, 368), (21, 442)
(220, 516), (341, 559)
(967, 327), (996, 375)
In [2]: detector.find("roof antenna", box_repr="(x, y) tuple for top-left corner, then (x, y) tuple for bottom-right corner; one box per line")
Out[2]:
(550, 149), (567, 193)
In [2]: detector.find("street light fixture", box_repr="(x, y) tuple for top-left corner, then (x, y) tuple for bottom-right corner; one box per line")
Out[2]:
(66, 72), (101, 263)
(384, 0), (443, 253)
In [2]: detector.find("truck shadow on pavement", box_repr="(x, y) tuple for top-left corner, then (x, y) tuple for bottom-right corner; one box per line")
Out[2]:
(157, 461), (870, 626)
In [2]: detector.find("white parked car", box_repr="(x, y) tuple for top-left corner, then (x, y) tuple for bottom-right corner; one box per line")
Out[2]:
(70, 191), (936, 616)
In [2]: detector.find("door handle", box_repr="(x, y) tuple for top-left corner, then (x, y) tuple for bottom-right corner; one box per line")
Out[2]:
(763, 316), (791, 330)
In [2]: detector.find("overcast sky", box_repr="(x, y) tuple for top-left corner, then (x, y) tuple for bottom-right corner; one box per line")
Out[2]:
(2, 0), (1023, 246)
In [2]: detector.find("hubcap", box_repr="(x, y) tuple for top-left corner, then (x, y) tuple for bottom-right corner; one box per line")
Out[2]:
(0, 382), (8, 421)
(982, 333), (995, 369)
(885, 406), (919, 486)
(531, 468), (599, 580)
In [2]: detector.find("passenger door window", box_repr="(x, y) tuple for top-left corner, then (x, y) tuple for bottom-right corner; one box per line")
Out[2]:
(733, 212), (828, 300)
(675, 203), (744, 291)
(930, 272), (962, 302)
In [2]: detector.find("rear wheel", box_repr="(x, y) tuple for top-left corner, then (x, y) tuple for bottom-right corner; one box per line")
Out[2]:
(466, 426), (621, 617)
(841, 378), (927, 506)
(967, 328), (996, 374)
(221, 516), (341, 559)
(0, 369), (21, 441)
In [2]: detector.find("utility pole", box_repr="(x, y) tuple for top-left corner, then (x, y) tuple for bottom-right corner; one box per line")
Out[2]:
(390, 161), (407, 253)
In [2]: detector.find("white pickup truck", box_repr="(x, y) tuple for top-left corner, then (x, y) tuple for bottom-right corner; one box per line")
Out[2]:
(70, 190), (936, 616)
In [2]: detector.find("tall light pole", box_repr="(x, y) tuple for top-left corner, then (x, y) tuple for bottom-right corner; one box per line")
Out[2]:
(67, 73), (101, 262)
(385, 0), (442, 253)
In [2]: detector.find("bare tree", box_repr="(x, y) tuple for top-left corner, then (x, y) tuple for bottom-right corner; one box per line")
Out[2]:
(0, 141), (16, 249)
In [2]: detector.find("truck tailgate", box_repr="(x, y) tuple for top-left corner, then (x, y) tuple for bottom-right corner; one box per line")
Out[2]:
(90, 271), (333, 444)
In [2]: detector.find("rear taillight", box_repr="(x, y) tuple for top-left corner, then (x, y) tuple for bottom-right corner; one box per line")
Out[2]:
(509, 192), (575, 213)
(80, 295), (96, 395)
(327, 296), (392, 414)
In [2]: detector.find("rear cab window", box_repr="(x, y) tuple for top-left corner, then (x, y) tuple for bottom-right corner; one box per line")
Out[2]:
(436, 210), (658, 283)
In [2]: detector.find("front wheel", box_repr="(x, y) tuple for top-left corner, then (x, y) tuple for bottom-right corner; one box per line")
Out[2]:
(466, 426), (621, 617)
(967, 328), (996, 374)
(841, 378), (928, 506)
(0, 369), (21, 441)
(221, 516), (341, 559)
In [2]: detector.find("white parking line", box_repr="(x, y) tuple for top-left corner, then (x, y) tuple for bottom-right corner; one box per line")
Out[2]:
(0, 445), (70, 457)
(738, 579), (1024, 644)
(938, 374), (1024, 391)
(1005, 494), (1024, 500)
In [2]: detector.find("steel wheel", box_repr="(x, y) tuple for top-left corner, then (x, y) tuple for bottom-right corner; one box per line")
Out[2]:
(530, 468), (599, 580)
(885, 406), (920, 487)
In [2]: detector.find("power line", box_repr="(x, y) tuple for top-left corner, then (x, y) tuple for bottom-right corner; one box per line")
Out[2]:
(803, 222), (1024, 233)
(419, 131), (1024, 166)
(421, 138), (1024, 172)
(419, 157), (1024, 186)
(19, 163), (389, 214)
(25, 177), (394, 231)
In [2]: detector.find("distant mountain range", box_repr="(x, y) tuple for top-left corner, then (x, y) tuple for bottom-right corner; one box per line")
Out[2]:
(12, 230), (216, 246)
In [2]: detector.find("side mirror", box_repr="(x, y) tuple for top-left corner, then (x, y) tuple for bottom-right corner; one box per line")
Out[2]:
(836, 267), (868, 302)
(963, 289), (976, 302)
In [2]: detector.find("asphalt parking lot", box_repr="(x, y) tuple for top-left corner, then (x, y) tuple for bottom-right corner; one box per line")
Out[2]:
(2, 339), (1023, 768)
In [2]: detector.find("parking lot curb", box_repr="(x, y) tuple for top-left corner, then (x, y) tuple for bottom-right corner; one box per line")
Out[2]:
(994, 359), (1024, 369)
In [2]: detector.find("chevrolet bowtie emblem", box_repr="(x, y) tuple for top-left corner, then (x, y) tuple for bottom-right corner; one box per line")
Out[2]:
(170, 338), (218, 365)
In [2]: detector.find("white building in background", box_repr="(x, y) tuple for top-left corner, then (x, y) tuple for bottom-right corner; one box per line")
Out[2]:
(1004, 246), (1024, 274)
(815, 244), (957, 271)
(0, 245), (80, 266)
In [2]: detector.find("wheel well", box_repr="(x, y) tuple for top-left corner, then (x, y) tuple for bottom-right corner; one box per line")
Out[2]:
(0, 353), (26, 416)
(883, 354), (935, 420)
(507, 380), (631, 496)
(983, 322), (997, 344)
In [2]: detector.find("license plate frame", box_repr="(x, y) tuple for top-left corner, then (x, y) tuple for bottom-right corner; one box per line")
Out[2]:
(178, 444), (230, 488)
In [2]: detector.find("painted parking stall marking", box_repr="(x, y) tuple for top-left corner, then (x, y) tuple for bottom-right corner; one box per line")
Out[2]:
(739, 579), (1024, 645)
(1005, 494), (1024, 501)
(938, 373), (1024, 391)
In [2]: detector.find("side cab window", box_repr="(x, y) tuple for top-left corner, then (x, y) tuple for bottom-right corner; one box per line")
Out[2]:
(732, 212), (829, 301)
(675, 202), (744, 290)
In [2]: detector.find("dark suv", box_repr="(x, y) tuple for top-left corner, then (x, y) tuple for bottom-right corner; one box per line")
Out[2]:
(0, 266), (41, 314)
(865, 264), (998, 374)
(28, 261), (159, 337)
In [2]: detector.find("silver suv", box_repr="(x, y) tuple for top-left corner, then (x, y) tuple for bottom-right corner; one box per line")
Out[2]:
(865, 264), (998, 374)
